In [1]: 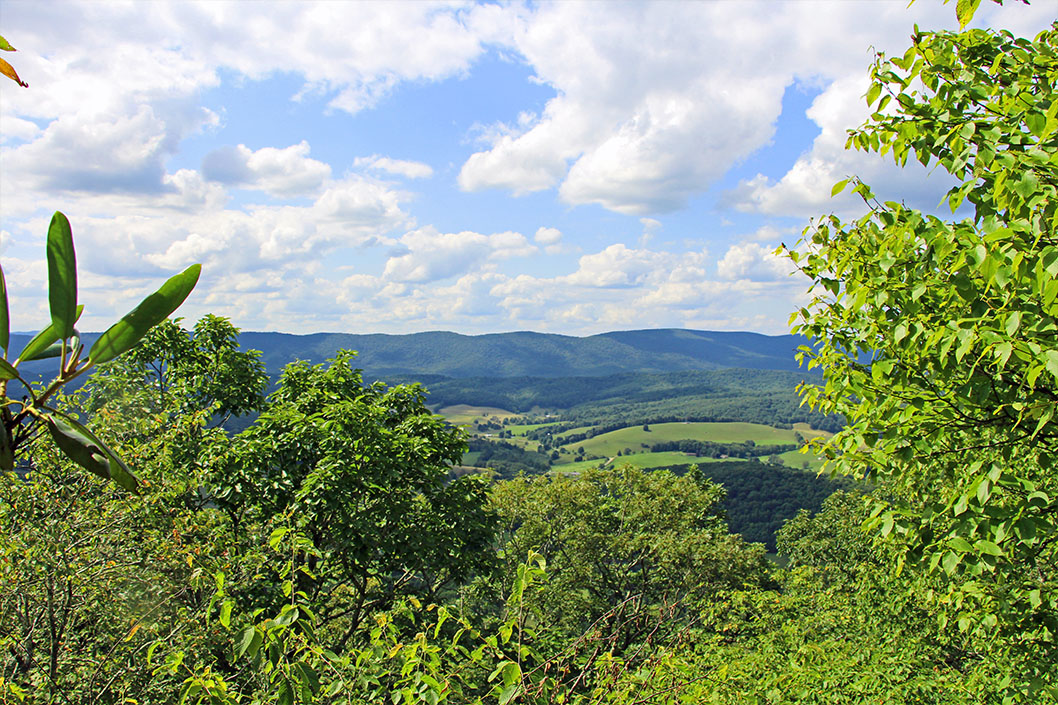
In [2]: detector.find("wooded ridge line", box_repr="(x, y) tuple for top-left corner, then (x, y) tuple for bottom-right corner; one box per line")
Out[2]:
(11, 327), (813, 379)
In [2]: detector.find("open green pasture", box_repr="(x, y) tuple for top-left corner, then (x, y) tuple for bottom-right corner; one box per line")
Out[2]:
(614, 452), (725, 469)
(551, 453), (725, 474)
(557, 421), (818, 458)
(777, 447), (826, 471)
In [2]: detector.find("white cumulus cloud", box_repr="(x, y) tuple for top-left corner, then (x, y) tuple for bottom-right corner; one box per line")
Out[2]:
(355, 155), (434, 179)
(202, 141), (331, 197)
(717, 243), (796, 282)
(383, 227), (537, 283)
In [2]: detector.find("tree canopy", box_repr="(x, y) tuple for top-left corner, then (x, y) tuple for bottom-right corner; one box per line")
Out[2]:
(786, 11), (1058, 696)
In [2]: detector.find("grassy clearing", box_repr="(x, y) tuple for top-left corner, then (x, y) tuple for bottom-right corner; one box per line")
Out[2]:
(610, 452), (725, 469)
(497, 436), (542, 452)
(558, 421), (812, 458)
(549, 458), (609, 474)
(551, 453), (728, 474)
(793, 422), (833, 440)
(777, 447), (826, 472)
(438, 405), (516, 425)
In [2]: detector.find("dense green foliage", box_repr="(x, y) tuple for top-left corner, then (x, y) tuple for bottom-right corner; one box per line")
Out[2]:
(4, 3), (1056, 703)
(787, 13), (1058, 698)
(489, 467), (772, 654)
(663, 461), (855, 550)
(464, 438), (551, 479)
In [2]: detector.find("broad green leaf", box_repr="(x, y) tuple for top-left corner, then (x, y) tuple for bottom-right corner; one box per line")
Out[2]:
(16, 305), (83, 363)
(865, 83), (881, 108)
(295, 663), (321, 697)
(1025, 112), (1045, 138)
(273, 605), (299, 626)
(955, 0), (982, 29)
(234, 626), (261, 659)
(28, 342), (64, 361)
(831, 178), (850, 197)
(276, 679), (293, 705)
(975, 540), (1003, 557)
(47, 212), (77, 339)
(219, 600), (233, 629)
(269, 526), (289, 550)
(0, 358), (21, 381)
(89, 264), (201, 364)
(0, 263), (8, 355)
(0, 36), (15, 52)
(45, 414), (112, 482)
(45, 412), (140, 492)
(498, 684), (522, 705)
(17, 324), (60, 364)
(942, 550), (962, 575)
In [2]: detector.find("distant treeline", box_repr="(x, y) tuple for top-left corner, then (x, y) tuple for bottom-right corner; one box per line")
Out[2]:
(561, 392), (844, 433)
(416, 369), (824, 411)
(648, 439), (800, 459)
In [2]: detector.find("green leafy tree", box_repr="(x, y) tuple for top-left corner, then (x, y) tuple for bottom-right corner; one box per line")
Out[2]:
(0, 212), (199, 490)
(490, 466), (771, 660)
(785, 7), (1058, 697)
(83, 315), (268, 442)
(211, 351), (499, 651)
(0, 397), (232, 704)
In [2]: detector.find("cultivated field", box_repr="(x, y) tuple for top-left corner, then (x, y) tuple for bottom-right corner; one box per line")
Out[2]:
(555, 421), (824, 458)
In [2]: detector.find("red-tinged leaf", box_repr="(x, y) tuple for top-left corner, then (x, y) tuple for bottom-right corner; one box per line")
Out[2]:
(0, 56), (27, 87)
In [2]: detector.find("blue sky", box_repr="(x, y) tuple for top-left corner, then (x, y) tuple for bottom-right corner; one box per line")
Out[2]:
(0, 0), (1051, 336)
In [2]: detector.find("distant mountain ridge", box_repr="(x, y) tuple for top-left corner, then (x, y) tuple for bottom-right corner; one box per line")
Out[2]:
(9, 328), (809, 382)
(235, 328), (811, 379)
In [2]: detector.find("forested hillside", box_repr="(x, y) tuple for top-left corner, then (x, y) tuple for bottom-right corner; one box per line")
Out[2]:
(236, 328), (809, 379)
(2, 2), (1056, 704)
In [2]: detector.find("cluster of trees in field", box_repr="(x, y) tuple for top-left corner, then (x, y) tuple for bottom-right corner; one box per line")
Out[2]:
(465, 438), (551, 478)
(639, 438), (799, 459)
(2, 3), (1057, 702)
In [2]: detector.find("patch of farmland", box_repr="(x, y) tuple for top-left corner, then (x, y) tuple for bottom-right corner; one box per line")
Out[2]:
(437, 405), (516, 425)
(558, 421), (814, 458)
